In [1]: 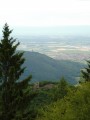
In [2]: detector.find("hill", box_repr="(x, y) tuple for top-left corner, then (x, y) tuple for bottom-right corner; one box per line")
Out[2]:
(21, 51), (85, 84)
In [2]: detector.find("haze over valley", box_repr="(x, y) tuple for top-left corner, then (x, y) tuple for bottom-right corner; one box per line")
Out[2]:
(17, 35), (90, 62)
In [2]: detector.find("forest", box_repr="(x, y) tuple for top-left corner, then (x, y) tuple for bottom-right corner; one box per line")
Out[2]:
(0, 24), (90, 120)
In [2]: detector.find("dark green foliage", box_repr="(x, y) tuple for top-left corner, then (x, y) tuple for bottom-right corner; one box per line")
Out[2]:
(81, 60), (90, 82)
(36, 82), (90, 120)
(53, 77), (68, 101)
(27, 79), (69, 119)
(0, 24), (32, 120)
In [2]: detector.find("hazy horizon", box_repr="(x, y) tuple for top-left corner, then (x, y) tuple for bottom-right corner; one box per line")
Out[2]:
(0, 0), (90, 27)
(0, 0), (90, 36)
(0, 25), (90, 37)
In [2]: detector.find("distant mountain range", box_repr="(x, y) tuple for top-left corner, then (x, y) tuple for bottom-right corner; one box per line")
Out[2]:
(20, 51), (85, 84)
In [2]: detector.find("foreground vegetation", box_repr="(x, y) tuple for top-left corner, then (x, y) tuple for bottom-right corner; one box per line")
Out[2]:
(36, 82), (90, 120)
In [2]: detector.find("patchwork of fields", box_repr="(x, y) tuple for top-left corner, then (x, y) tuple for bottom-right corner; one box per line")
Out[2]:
(18, 35), (90, 61)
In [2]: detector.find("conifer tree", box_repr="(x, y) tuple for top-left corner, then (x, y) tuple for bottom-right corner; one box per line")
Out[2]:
(81, 60), (90, 82)
(0, 24), (32, 120)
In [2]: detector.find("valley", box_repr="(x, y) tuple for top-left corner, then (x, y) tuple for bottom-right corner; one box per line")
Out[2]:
(17, 35), (90, 61)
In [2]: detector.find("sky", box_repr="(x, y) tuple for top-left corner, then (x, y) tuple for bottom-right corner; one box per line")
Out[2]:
(0, 0), (90, 35)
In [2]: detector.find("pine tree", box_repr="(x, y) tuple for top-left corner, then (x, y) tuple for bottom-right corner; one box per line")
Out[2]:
(81, 60), (90, 82)
(0, 24), (32, 120)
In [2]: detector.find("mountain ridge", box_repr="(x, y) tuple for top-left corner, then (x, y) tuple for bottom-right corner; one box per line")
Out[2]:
(20, 51), (85, 84)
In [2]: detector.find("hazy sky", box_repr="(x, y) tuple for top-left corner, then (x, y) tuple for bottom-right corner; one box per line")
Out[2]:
(0, 0), (90, 27)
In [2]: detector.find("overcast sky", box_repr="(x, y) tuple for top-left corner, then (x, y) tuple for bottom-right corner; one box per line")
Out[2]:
(0, 0), (90, 27)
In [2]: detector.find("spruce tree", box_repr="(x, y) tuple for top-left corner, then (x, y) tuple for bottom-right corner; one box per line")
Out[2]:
(81, 60), (90, 82)
(0, 24), (32, 120)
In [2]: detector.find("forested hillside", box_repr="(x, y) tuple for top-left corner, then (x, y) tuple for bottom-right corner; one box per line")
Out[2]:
(36, 82), (90, 120)
(23, 51), (85, 84)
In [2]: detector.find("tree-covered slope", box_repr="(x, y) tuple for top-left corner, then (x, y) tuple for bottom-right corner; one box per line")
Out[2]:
(36, 82), (90, 120)
(21, 51), (85, 84)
